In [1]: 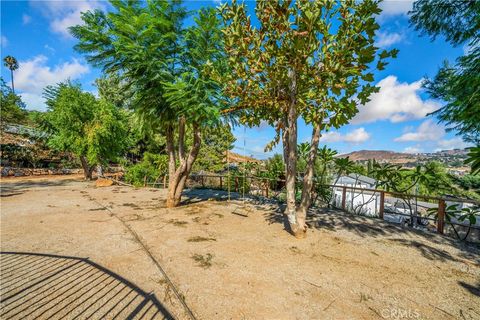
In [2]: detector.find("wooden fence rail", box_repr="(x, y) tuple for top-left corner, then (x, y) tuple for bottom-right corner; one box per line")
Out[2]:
(145, 173), (479, 237)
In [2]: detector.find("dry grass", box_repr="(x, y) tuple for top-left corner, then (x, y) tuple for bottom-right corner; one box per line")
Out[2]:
(187, 236), (216, 242)
(191, 253), (214, 268)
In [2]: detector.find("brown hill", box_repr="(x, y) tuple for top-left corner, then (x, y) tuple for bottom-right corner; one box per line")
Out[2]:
(225, 151), (261, 164)
(337, 150), (415, 162)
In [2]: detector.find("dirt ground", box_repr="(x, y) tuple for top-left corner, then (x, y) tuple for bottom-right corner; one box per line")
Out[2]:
(1, 175), (479, 320)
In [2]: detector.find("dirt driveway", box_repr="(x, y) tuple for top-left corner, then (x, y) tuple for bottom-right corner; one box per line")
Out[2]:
(1, 176), (479, 319)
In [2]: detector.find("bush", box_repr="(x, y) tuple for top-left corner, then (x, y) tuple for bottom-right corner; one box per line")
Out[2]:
(124, 152), (168, 187)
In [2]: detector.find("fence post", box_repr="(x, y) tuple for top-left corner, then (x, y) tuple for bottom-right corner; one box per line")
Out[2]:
(235, 176), (239, 192)
(143, 175), (147, 187)
(437, 199), (446, 234)
(201, 175), (205, 188)
(219, 176), (223, 189)
(341, 187), (346, 210)
(379, 191), (385, 220)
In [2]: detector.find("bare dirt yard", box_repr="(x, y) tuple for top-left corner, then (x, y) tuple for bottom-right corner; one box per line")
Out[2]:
(1, 175), (479, 320)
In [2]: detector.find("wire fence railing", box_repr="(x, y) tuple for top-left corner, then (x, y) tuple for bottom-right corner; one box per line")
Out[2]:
(147, 173), (480, 242)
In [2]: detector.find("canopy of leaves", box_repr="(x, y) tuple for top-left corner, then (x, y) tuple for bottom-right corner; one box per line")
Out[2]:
(0, 78), (26, 126)
(193, 124), (235, 172)
(43, 81), (129, 165)
(71, 1), (225, 133)
(220, 0), (397, 147)
(410, 0), (480, 144)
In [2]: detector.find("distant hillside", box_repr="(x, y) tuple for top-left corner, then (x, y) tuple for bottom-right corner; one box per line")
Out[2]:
(225, 151), (261, 164)
(337, 149), (469, 168)
(338, 150), (413, 162)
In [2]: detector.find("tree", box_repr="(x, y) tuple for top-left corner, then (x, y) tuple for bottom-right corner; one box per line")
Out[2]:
(44, 82), (128, 180)
(465, 146), (480, 175)
(333, 157), (357, 185)
(3, 55), (19, 94)
(220, 0), (396, 237)
(193, 124), (235, 173)
(0, 77), (26, 126)
(410, 0), (480, 173)
(71, 2), (226, 207)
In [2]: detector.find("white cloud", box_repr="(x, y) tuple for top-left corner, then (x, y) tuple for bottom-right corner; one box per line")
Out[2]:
(22, 14), (32, 25)
(320, 128), (371, 144)
(16, 55), (89, 110)
(352, 76), (440, 124)
(403, 146), (423, 154)
(30, 0), (106, 38)
(376, 31), (404, 48)
(395, 120), (444, 142)
(44, 44), (56, 54)
(379, 0), (413, 17)
(1, 36), (8, 47)
(435, 138), (471, 151)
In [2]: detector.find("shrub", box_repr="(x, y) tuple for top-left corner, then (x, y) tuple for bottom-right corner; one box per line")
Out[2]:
(124, 152), (168, 187)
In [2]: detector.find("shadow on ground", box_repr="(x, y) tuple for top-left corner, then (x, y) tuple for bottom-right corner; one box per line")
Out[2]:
(181, 188), (480, 265)
(0, 179), (81, 197)
(263, 205), (480, 265)
(0, 252), (173, 319)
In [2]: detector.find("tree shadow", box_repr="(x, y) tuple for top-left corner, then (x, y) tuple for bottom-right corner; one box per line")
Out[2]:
(0, 179), (80, 195)
(0, 252), (174, 319)
(458, 281), (480, 297)
(386, 238), (461, 262)
(263, 206), (480, 264)
(264, 206), (401, 238)
(181, 188), (243, 205)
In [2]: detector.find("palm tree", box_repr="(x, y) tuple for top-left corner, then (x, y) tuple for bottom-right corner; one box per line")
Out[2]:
(333, 157), (356, 185)
(3, 55), (19, 94)
(297, 142), (311, 162)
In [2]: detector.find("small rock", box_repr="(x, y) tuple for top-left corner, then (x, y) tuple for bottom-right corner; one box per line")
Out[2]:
(95, 178), (114, 187)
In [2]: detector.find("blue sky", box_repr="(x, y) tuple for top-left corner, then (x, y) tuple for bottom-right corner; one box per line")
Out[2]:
(1, 0), (471, 158)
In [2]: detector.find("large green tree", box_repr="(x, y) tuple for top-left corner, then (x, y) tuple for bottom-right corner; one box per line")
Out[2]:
(44, 82), (129, 179)
(71, 1), (226, 206)
(410, 0), (480, 174)
(0, 77), (26, 126)
(220, 0), (396, 237)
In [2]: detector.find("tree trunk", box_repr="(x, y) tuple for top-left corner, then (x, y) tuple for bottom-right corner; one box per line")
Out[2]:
(10, 69), (15, 94)
(165, 124), (176, 187)
(297, 126), (321, 234)
(284, 68), (303, 237)
(166, 123), (202, 208)
(80, 155), (92, 180)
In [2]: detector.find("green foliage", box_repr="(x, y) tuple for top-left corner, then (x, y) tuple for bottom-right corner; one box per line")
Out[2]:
(70, 0), (187, 131)
(220, 0), (397, 141)
(333, 157), (356, 182)
(410, 0), (479, 47)
(465, 146), (480, 175)
(0, 78), (27, 125)
(264, 154), (285, 180)
(124, 152), (168, 187)
(455, 174), (480, 191)
(44, 81), (129, 167)
(95, 74), (133, 109)
(3, 56), (19, 71)
(193, 124), (235, 172)
(410, 0), (480, 145)
(369, 160), (455, 197)
(162, 7), (227, 126)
